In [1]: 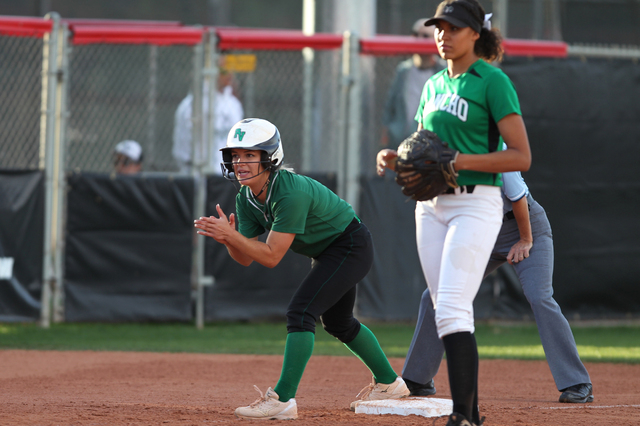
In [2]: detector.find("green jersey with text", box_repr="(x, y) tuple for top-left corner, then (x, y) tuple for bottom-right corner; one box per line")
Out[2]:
(236, 170), (355, 258)
(415, 59), (522, 187)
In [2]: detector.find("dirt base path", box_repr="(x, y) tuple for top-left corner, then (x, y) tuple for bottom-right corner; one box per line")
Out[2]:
(1, 350), (638, 425)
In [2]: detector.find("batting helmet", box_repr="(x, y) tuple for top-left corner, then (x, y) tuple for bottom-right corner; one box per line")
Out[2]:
(220, 118), (285, 178)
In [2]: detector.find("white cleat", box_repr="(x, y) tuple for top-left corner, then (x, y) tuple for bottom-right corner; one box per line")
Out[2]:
(234, 385), (298, 420)
(350, 376), (410, 411)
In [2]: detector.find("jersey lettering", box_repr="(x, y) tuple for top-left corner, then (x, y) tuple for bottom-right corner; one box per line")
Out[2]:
(234, 128), (246, 141)
(456, 98), (469, 122)
(437, 94), (451, 111)
(429, 93), (469, 122)
(446, 95), (459, 115)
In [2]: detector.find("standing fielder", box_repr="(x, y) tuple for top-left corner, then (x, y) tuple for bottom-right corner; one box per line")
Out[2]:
(377, 0), (532, 424)
(402, 166), (594, 403)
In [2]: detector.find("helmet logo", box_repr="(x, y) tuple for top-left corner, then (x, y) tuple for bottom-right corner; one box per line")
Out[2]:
(234, 128), (246, 141)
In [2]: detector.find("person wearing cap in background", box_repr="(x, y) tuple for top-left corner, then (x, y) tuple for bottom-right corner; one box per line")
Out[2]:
(114, 140), (143, 175)
(172, 55), (244, 175)
(380, 18), (444, 148)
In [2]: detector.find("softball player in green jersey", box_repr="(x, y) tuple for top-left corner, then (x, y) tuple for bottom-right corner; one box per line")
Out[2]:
(377, 1), (532, 425)
(195, 118), (409, 420)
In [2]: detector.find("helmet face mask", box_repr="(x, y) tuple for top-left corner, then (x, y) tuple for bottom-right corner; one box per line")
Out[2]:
(222, 149), (270, 183)
(220, 118), (285, 181)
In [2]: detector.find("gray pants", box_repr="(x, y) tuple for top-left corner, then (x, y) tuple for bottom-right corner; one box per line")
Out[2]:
(402, 197), (591, 391)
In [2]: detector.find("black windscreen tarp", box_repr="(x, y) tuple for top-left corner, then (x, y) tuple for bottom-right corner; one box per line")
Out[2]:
(0, 170), (44, 321)
(64, 172), (194, 322)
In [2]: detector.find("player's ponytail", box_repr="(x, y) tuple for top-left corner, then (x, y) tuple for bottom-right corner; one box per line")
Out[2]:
(463, 0), (504, 62)
(476, 27), (504, 62)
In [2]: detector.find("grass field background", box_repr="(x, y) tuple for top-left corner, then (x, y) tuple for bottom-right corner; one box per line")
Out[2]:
(1, 321), (639, 364)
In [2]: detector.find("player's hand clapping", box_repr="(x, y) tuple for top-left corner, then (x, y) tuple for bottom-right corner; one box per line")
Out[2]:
(194, 204), (236, 244)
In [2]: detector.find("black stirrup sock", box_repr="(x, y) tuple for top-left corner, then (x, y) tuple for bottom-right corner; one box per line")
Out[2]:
(442, 331), (479, 421)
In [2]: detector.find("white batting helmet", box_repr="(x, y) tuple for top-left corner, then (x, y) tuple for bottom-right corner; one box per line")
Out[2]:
(220, 118), (285, 176)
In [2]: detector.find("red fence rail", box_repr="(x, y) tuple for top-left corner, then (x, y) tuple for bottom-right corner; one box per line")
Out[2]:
(0, 16), (52, 37)
(360, 35), (438, 55)
(0, 16), (570, 57)
(502, 38), (568, 57)
(71, 25), (205, 45)
(63, 18), (182, 27)
(361, 35), (568, 58)
(215, 27), (343, 51)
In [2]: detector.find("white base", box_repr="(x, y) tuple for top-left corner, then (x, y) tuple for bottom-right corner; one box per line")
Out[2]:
(354, 397), (453, 418)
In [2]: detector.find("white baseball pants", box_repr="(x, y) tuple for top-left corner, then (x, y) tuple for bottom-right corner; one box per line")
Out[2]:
(415, 185), (503, 338)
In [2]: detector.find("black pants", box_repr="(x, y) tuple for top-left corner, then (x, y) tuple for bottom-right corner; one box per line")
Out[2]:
(286, 219), (373, 344)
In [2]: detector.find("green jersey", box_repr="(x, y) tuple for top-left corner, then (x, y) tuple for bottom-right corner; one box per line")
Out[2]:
(236, 170), (356, 258)
(415, 59), (522, 187)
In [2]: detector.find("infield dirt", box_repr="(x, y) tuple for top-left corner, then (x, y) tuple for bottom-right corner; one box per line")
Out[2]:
(0, 350), (638, 425)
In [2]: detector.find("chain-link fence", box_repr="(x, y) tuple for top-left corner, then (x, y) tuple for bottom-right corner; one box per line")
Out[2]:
(230, 50), (308, 172)
(217, 31), (343, 175)
(358, 36), (440, 178)
(62, 27), (346, 176)
(67, 43), (195, 172)
(362, 53), (413, 176)
(64, 24), (208, 173)
(5, 18), (616, 179)
(0, 31), (45, 170)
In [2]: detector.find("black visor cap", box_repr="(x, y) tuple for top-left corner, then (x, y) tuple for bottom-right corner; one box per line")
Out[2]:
(425, 2), (482, 33)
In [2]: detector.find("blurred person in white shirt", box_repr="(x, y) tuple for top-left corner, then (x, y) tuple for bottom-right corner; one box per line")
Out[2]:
(173, 56), (244, 174)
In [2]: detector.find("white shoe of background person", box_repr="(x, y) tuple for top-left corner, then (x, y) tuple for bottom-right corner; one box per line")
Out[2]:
(234, 386), (298, 420)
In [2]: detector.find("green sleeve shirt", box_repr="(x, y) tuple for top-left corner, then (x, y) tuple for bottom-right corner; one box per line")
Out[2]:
(415, 59), (522, 187)
(236, 170), (356, 258)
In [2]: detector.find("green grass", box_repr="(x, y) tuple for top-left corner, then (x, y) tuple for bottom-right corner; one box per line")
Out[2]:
(1, 321), (639, 363)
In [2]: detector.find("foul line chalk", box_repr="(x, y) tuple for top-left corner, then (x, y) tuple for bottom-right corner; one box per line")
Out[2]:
(539, 404), (640, 410)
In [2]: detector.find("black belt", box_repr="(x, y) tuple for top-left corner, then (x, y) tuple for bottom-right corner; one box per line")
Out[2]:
(503, 203), (531, 222)
(444, 185), (476, 195)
